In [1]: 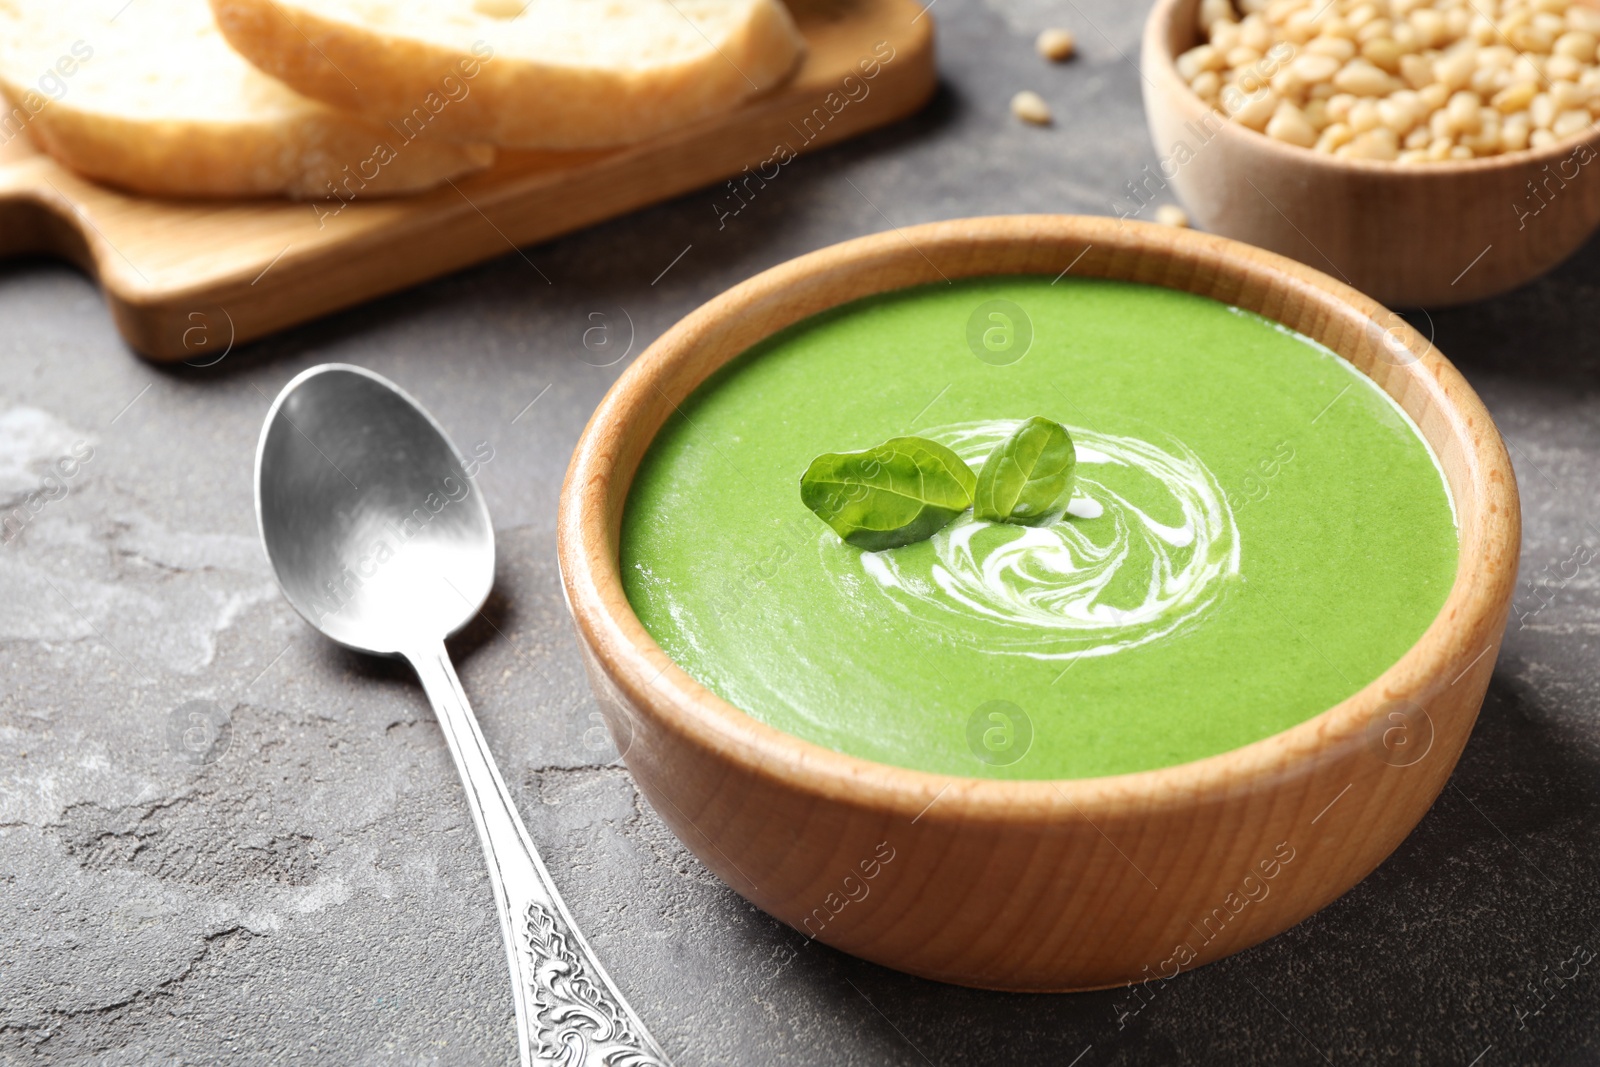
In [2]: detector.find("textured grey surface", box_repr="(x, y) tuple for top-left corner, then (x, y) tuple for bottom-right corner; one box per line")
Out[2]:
(2, 1), (1599, 1064)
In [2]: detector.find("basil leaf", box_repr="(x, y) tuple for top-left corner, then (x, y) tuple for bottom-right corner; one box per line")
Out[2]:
(800, 436), (976, 551)
(973, 416), (1077, 525)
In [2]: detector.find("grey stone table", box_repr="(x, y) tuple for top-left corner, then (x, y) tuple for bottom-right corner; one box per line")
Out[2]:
(3, 2), (1598, 1064)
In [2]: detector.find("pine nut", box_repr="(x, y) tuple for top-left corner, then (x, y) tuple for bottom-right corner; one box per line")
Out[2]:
(1037, 28), (1076, 62)
(1010, 91), (1053, 125)
(1267, 100), (1321, 144)
(1155, 204), (1191, 227)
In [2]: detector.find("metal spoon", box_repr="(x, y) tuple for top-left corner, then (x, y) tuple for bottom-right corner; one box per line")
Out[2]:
(254, 363), (669, 1067)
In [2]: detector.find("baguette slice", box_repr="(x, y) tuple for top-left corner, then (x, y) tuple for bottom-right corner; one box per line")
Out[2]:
(0, 0), (493, 199)
(208, 0), (807, 150)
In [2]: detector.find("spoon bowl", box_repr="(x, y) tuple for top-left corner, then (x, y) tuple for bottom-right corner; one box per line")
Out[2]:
(255, 363), (494, 655)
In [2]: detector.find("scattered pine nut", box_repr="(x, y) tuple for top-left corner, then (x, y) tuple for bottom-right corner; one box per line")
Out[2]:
(1037, 28), (1076, 62)
(1178, 0), (1600, 162)
(1156, 204), (1191, 227)
(1011, 90), (1053, 125)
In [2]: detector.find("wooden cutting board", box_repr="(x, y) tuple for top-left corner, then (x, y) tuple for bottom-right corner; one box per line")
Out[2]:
(0, 0), (934, 361)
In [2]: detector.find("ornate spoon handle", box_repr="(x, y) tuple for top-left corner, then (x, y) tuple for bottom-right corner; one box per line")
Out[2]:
(409, 640), (671, 1067)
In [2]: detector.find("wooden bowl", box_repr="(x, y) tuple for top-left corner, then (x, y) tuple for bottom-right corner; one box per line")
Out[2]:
(1141, 0), (1600, 307)
(556, 215), (1520, 991)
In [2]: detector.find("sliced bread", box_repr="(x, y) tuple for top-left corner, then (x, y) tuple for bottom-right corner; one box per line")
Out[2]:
(208, 0), (807, 150)
(0, 0), (493, 199)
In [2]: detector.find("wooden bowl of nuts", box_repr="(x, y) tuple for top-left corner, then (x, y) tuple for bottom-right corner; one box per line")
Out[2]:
(1141, 0), (1600, 306)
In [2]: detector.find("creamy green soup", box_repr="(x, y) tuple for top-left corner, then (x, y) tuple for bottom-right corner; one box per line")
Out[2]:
(621, 278), (1458, 779)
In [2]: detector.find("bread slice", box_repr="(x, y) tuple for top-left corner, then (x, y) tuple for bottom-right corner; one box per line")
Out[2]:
(208, 0), (806, 150)
(0, 0), (493, 199)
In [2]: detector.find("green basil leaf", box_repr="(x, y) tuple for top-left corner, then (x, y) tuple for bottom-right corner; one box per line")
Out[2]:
(973, 416), (1077, 525)
(800, 436), (976, 551)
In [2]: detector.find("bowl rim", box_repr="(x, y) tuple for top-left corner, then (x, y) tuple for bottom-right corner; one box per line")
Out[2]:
(557, 214), (1519, 825)
(1144, 0), (1600, 176)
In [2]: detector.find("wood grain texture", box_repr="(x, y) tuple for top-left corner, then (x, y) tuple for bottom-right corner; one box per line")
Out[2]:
(0, 0), (933, 361)
(556, 215), (1521, 992)
(1141, 0), (1600, 308)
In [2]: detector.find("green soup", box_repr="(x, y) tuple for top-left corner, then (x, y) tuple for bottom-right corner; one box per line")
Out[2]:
(621, 278), (1458, 780)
